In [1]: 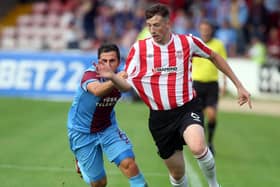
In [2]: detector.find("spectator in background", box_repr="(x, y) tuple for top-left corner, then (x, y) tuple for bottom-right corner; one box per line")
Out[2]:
(133, 7), (146, 32)
(183, 13), (200, 37)
(201, 0), (219, 26)
(215, 19), (237, 57)
(119, 20), (138, 55)
(172, 9), (199, 37)
(2, 0), (279, 56)
(64, 19), (83, 49)
(247, 34), (267, 66)
(189, 1), (207, 30)
(94, 4), (115, 43)
(112, 4), (134, 39)
(246, 0), (268, 43)
(82, 0), (99, 39)
(264, 0), (280, 29)
(216, 0), (231, 27)
(193, 19), (228, 156)
(229, 0), (249, 56)
(266, 27), (280, 65)
(172, 8), (189, 34)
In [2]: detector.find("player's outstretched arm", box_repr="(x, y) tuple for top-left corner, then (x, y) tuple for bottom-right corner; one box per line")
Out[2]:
(96, 62), (132, 92)
(210, 51), (252, 108)
(87, 80), (114, 97)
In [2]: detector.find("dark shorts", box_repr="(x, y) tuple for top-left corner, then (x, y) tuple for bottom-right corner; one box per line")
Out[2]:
(193, 81), (219, 108)
(148, 97), (204, 159)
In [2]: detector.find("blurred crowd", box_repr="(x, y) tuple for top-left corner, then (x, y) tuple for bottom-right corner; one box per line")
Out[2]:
(1, 0), (280, 64)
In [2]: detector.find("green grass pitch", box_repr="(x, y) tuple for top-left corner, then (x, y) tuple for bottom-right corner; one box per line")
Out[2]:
(0, 97), (279, 187)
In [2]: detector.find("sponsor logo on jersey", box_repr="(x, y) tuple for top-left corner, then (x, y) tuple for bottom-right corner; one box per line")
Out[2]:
(153, 66), (177, 73)
(96, 97), (118, 107)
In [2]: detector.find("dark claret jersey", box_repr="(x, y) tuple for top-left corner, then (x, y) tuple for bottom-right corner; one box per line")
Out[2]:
(67, 65), (121, 133)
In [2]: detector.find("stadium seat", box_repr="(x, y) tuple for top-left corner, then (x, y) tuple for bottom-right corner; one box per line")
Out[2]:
(32, 1), (48, 15)
(0, 27), (16, 49)
(17, 15), (32, 27)
(31, 14), (46, 27)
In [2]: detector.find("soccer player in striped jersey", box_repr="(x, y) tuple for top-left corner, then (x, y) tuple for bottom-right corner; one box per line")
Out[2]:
(97, 4), (252, 187)
(67, 43), (148, 187)
(192, 19), (228, 156)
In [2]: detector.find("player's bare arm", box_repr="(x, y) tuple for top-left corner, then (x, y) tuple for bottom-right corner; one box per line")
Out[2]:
(86, 80), (114, 97)
(209, 51), (252, 108)
(87, 67), (128, 97)
(96, 62), (131, 92)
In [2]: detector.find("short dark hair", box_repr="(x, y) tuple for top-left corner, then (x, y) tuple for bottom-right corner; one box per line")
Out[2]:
(98, 43), (120, 61)
(145, 3), (170, 20)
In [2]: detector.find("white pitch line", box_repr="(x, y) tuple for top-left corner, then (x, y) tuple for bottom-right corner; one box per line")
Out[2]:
(184, 153), (203, 187)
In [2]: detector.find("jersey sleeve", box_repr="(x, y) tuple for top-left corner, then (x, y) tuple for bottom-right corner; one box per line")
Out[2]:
(190, 35), (212, 58)
(80, 70), (98, 91)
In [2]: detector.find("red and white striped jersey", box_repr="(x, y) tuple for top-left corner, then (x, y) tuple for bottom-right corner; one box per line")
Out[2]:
(125, 33), (212, 110)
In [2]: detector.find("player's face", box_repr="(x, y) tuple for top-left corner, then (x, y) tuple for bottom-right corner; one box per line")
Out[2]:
(146, 15), (171, 45)
(99, 51), (119, 72)
(199, 23), (213, 43)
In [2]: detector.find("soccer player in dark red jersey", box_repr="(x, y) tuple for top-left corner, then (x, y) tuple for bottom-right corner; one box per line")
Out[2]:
(67, 43), (147, 187)
(97, 4), (251, 187)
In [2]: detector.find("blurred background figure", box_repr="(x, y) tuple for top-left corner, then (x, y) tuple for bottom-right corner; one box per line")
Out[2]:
(172, 8), (199, 36)
(246, 0), (268, 43)
(215, 19), (237, 57)
(266, 27), (280, 65)
(247, 34), (267, 66)
(228, 0), (249, 56)
(192, 19), (228, 156)
(0, 0), (279, 100)
(1, 0), (279, 59)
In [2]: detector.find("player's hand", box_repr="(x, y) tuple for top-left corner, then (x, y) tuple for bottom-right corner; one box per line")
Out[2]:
(237, 86), (252, 109)
(96, 60), (114, 79)
(117, 71), (128, 79)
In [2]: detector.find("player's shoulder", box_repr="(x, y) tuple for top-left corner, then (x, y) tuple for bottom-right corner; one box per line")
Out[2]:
(176, 33), (202, 42)
(172, 33), (189, 38)
(85, 64), (97, 72)
(171, 33), (197, 44)
(129, 37), (152, 53)
(179, 33), (197, 39)
(135, 36), (152, 44)
(81, 64), (98, 81)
